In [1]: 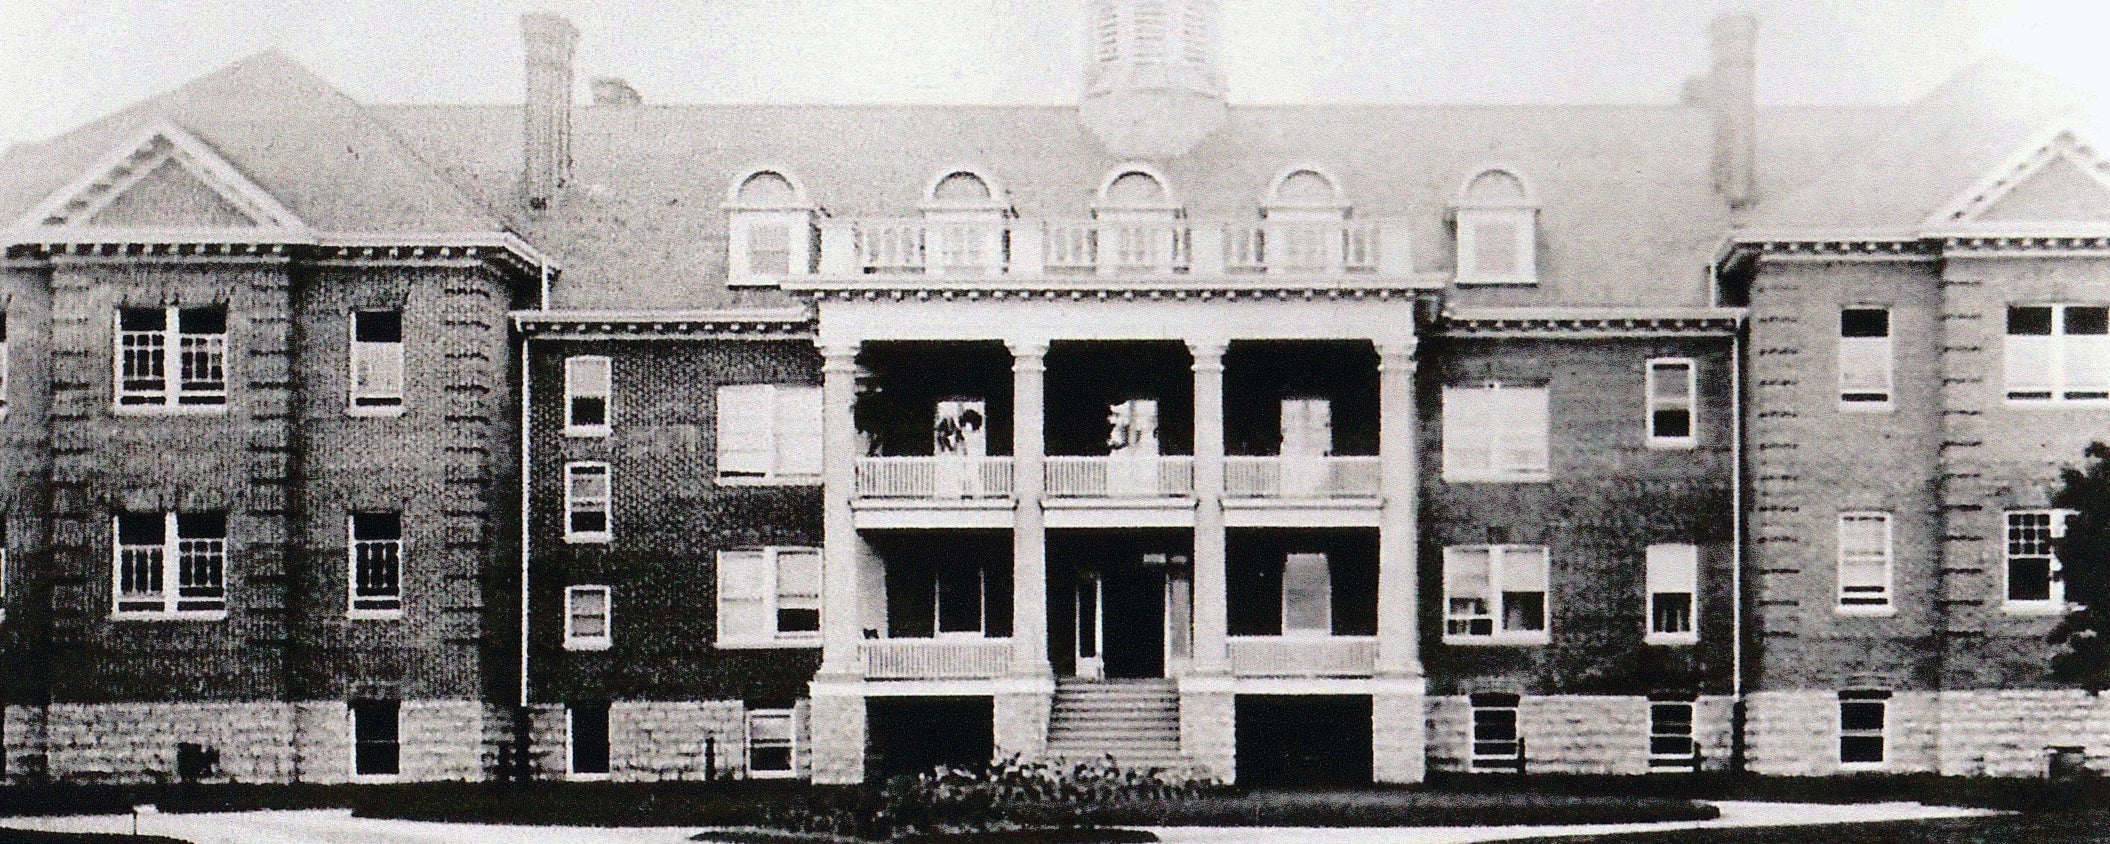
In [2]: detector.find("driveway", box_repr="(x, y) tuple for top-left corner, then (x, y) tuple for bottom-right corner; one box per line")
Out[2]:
(0, 800), (1995, 844)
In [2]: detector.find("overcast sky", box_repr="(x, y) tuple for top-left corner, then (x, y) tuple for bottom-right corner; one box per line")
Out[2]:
(0, 0), (2101, 149)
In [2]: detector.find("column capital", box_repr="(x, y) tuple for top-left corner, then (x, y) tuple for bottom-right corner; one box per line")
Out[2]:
(1006, 338), (1049, 364)
(1186, 337), (1228, 366)
(1377, 336), (1419, 371)
(820, 340), (861, 365)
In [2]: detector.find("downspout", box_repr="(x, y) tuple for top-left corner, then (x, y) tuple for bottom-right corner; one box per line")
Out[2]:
(1729, 305), (1746, 773)
(516, 326), (535, 779)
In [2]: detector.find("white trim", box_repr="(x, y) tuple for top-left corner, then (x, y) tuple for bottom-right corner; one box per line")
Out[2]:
(920, 169), (1008, 210)
(1838, 307), (1894, 411)
(2001, 509), (2071, 614)
(1454, 166), (1538, 208)
(564, 585), (613, 651)
(563, 461), (613, 544)
(715, 546), (825, 648)
(111, 511), (228, 620)
(113, 305), (229, 412)
(1924, 124), (2110, 227)
(1646, 699), (1699, 769)
(1644, 544), (1699, 646)
(1441, 545), (1551, 646)
(1644, 358), (1698, 450)
(745, 708), (800, 779)
(566, 702), (612, 781)
(18, 118), (308, 231)
(1836, 691), (1890, 770)
(348, 309), (405, 416)
(1440, 384), (1551, 483)
(1262, 165), (1349, 214)
(724, 168), (815, 210)
(1835, 512), (1895, 615)
(563, 355), (613, 437)
(2002, 303), (2110, 405)
(348, 700), (402, 783)
(346, 512), (404, 620)
(1093, 163), (1180, 211)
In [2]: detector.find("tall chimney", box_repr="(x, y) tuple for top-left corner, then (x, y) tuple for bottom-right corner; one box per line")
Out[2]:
(522, 12), (579, 212)
(1709, 14), (1757, 208)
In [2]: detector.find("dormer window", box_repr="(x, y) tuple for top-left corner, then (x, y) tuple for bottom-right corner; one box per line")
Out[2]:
(920, 170), (1009, 276)
(1253, 167), (1353, 272)
(726, 169), (816, 284)
(1454, 169), (1537, 286)
(1080, 165), (1184, 274)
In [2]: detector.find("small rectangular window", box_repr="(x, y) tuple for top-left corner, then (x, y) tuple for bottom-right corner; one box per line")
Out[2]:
(1441, 385), (1551, 482)
(568, 702), (611, 779)
(1839, 308), (1892, 407)
(349, 512), (403, 617)
(1646, 544), (1698, 644)
(565, 585), (612, 650)
(1648, 699), (1698, 769)
(564, 356), (612, 436)
(1837, 513), (1894, 613)
(114, 510), (226, 618)
(718, 547), (825, 647)
(1281, 552), (1332, 635)
(564, 462), (612, 543)
(1443, 545), (1549, 644)
(717, 385), (823, 482)
(349, 310), (404, 412)
(1470, 693), (1524, 771)
(2005, 510), (2071, 612)
(1646, 359), (1696, 447)
(2008, 304), (2110, 402)
(351, 700), (401, 778)
(1838, 690), (1889, 767)
(747, 709), (798, 778)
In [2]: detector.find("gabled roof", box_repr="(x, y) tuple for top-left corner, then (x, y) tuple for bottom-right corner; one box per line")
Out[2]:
(1922, 125), (2110, 230)
(18, 117), (306, 232)
(1741, 54), (2097, 237)
(0, 50), (503, 236)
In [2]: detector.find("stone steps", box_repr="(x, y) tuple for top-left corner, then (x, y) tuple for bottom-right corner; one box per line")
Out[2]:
(1044, 679), (1186, 769)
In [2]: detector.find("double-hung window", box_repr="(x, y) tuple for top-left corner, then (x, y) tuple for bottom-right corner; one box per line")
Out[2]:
(568, 701), (611, 780)
(747, 708), (799, 778)
(564, 462), (612, 543)
(1645, 359), (1696, 448)
(1836, 512), (1894, 614)
(1441, 384), (1550, 482)
(349, 310), (403, 413)
(1469, 693), (1524, 770)
(2007, 305), (2110, 402)
(717, 546), (823, 647)
(564, 356), (612, 436)
(117, 306), (227, 408)
(1839, 308), (1892, 407)
(935, 558), (989, 637)
(1838, 690), (1889, 768)
(1648, 697), (1698, 769)
(1282, 552), (1332, 635)
(1645, 544), (1698, 645)
(716, 384), (823, 483)
(351, 700), (400, 779)
(113, 511), (226, 618)
(348, 512), (403, 617)
(2005, 510), (2071, 613)
(1443, 545), (1549, 644)
(565, 585), (612, 650)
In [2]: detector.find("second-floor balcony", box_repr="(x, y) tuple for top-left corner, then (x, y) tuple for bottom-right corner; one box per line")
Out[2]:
(1224, 456), (1381, 499)
(1044, 455), (1195, 498)
(819, 218), (1405, 278)
(857, 456), (1016, 499)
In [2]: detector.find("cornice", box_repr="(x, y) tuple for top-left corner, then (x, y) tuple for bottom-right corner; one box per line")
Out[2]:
(512, 307), (814, 340)
(1, 228), (557, 280)
(1443, 306), (1745, 338)
(781, 274), (1437, 303)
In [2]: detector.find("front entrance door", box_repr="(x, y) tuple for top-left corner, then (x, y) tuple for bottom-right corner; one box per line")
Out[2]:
(1100, 566), (1166, 679)
(1074, 573), (1103, 680)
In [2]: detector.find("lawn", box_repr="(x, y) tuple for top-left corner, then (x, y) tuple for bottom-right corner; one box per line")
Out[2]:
(0, 831), (185, 844)
(1548, 807), (2110, 844)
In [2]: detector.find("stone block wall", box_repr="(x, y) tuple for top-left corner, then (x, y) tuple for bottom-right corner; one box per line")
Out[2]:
(1427, 694), (1735, 774)
(292, 700), (353, 784)
(608, 700), (744, 781)
(3, 704), (47, 783)
(1177, 687), (1234, 781)
(1372, 691), (1425, 783)
(399, 700), (484, 781)
(42, 702), (297, 784)
(1746, 690), (1938, 775)
(1937, 690), (2110, 776)
(807, 692), (864, 785)
(993, 691), (1051, 760)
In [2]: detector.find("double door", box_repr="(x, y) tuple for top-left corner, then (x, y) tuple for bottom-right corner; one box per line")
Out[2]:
(1074, 564), (1191, 679)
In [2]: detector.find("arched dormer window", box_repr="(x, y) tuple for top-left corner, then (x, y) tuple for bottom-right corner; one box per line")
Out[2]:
(919, 170), (1009, 276)
(1076, 165), (1184, 274)
(1263, 167), (1347, 218)
(1096, 168), (1176, 214)
(725, 169), (817, 283)
(1235, 166), (1356, 273)
(1454, 168), (1537, 285)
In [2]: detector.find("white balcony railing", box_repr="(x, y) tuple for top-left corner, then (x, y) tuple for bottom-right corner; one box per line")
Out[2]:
(1223, 456), (1383, 499)
(819, 218), (1405, 277)
(1227, 636), (1378, 678)
(1044, 456), (1195, 498)
(865, 638), (1015, 679)
(857, 456), (1015, 500)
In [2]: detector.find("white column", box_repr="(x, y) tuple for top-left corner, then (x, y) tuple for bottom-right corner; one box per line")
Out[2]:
(1375, 337), (1422, 678)
(1009, 339), (1052, 676)
(1188, 338), (1229, 674)
(819, 341), (863, 677)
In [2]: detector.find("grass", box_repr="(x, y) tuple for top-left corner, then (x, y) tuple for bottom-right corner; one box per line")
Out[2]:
(0, 831), (186, 844)
(1545, 806), (2110, 844)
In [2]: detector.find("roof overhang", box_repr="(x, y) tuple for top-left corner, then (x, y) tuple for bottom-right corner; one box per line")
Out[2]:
(2, 228), (559, 280)
(512, 307), (813, 340)
(1443, 305), (1746, 338)
(778, 273), (1443, 303)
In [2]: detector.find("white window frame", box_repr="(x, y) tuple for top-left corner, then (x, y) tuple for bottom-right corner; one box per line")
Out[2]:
(347, 512), (403, 619)
(715, 384), (824, 485)
(1443, 545), (1551, 645)
(566, 702), (612, 781)
(114, 305), (228, 413)
(1647, 699), (1698, 770)
(933, 557), (990, 639)
(564, 585), (613, 651)
(349, 699), (401, 782)
(1455, 208), (1536, 286)
(1281, 552), (1333, 636)
(1645, 359), (1697, 449)
(348, 309), (404, 416)
(1839, 307), (1893, 410)
(1441, 384), (1551, 483)
(2003, 509), (2072, 615)
(1645, 544), (1699, 645)
(1836, 512), (1895, 615)
(563, 461), (612, 544)
(1469, 694), (1524, 770)
(716, 546), (824, 648)
(564, 355), (613, 437)
(1837, 690), (1889, 770)
(2006, 304), (2110, 405)
(112, 511), (227, 620)
(746, 708), (799, 779)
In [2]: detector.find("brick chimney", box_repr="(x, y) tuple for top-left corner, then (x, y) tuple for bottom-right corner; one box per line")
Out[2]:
(521, 12), (579, 212)
(590, 77), (641, 107)
(1708, 14), (1757, 208)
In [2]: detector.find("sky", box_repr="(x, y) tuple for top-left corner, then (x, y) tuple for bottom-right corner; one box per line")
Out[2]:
(0, 0), (2104, 149)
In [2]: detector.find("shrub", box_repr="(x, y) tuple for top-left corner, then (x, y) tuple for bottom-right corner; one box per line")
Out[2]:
(759, 754), (1224, 840)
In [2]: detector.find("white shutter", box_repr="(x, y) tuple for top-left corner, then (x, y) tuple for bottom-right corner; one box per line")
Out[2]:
(1442, 388), (1495, 480)
(1501, 547), (1550, 593)
(2064, 333), (2110, 396)
(1646, 544), (1699, 596)
(1501, 388), (1551, 477)
(352, 341), (403, 401)
(775, 387), (824, 476)
(717, 385), (776, 475)
(1445, 547), (1492, 603)
(1282, 552), (1332, 634)
(1838, 337), (1892, 397)
(718, 550), (772, 643)
(2006, 335), (2056, 397)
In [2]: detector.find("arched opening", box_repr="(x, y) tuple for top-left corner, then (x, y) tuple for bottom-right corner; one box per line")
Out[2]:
(930, 171), (994, 204)
(1463, 170), (1529, 206)
(1273, 169), (1338, 206)
(1103, 171), (1169, 207)
(735, 171), (802, 206)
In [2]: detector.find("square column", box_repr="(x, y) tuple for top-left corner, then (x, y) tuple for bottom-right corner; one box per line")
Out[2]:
(1009, 340), (1052, 678)
(1187, 338), (1229, 674)
(819, 342), (863, 678)
(1374, 336), (1424, 784)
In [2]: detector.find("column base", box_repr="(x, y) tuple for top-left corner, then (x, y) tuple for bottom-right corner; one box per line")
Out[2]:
(1373, 677), (1428, 784)
(807, 682), (868, 785)
(1177, 673), (1236, 782)
(994, 690), (1054, 761)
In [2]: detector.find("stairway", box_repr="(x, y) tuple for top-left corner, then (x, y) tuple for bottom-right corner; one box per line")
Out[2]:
(1044, 678), (1187, 769)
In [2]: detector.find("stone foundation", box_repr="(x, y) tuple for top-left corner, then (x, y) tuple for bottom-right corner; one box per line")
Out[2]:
(14, 701), (485, 784)
(1177, 685), (1235, 781)
(608, 700), (745, 781)
(1745, 690), (1938, 775)
(1427, 695), (1736, 774)
(1372, 691), (1426, 783)
(993, 691), (1052, 760)
(807, 692), (866, 784)
(4, 705), (49, 784)
(399, 700), (485, 781)
(1937, 689), (2110, 777)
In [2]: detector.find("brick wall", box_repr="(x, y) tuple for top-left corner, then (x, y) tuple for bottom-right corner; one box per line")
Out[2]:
(526, 338), (822, 705)
(1420, 336), (1737, 697)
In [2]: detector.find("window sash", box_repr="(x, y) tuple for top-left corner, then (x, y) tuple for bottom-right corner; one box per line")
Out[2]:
(1648, 702), (1697, 765)
(351, 701), (401, 777)
(568, 703), (611, 777)
(349, 311), (404, 408)
(1837, 513), (1893, 609)
(1281, 552), (1332, 634)
(2007, 305), (2110, 402)
(564, 356), (612, 433)
(1646, 544), (1699, 640)
(1442, 386), (1550, 481)
(349, 513), (403, 613)
(117, 307), (227, 407)
(746, 222), (794, 276)
(565, 586), (612, 648)
(2004, 510), (2069, 607)
(564, 463), (612, 542)
(1470, 702), (1522, 767)
(717, 385), (822, 479)
(114, 511), (225, 616)
(1444, 545), (1548, 641)
(1646, 359), (1696, 444)
(1838, 698), (1887, 765)
(747, 709), (798, 777)
(719, 547), (824, 646)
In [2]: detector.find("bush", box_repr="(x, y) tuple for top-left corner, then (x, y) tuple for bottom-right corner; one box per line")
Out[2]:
(759, 754), (1224, 840)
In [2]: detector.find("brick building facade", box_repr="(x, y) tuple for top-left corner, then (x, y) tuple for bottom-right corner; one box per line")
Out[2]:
(0, 2), (2105, 785)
